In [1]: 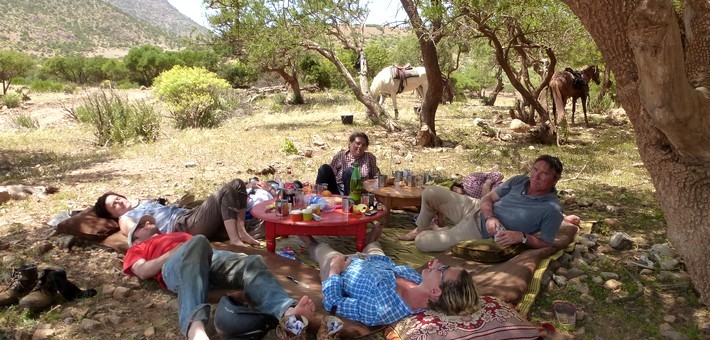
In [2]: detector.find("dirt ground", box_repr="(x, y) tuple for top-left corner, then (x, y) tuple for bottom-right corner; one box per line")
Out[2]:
(1, 88), (708, 339)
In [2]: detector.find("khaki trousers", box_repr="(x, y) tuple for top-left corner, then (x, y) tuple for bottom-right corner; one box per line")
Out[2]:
(413, 186), (483, 252)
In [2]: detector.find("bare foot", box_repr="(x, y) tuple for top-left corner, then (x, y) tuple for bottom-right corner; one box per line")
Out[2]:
(187, 320), (210, 340)
(398, 227), (422, 241)
(285, 295), (316, 321)
(229, 239), (247, 247)
(240, 234), (261, 246)
(366, 222), (383, 244)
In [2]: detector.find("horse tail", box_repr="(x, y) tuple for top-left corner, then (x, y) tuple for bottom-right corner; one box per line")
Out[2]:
(550, 81), (566, 129)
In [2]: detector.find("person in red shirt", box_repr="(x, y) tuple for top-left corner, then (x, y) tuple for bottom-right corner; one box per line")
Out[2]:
(315, 132), (380, 195)
(123, 216), (315, 340)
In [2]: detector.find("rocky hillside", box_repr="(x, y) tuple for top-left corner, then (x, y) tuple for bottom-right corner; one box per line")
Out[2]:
(0, 0), (208, 57)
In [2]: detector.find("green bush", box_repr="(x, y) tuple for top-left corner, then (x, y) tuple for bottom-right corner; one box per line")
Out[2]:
(116, 80), (139, 90)
(2, 92), (22, 108)
(29, 79), (64, 92)
(218, 60), (258, 88)
(10, 77), (28, 85)
(11, 114), (38, 129)
(282, 139), (298, 155)
(75, 91), (160, 146)
(153, 66), (231, 129)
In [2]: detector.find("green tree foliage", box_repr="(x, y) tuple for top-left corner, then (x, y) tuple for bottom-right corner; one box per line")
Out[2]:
(153, 66), (231, 129)
(124, 45), (179, 86)
(0, 50), (34, 95)
(42, 55), (87, 84)
(218, 60), (259, 88)
(74, 91), (161, 146)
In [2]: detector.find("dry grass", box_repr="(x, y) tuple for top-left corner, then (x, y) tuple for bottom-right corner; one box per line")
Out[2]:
(0, 88), (707, 339)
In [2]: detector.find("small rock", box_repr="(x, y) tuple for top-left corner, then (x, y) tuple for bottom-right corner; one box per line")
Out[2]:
(454, 145), (465, 153)
(184, 161), (197, 168)
(80, 318), (101, 330)
(566, 267), (586, 279)
(107, 315), (123, 325)
(435, 166), (445, 172)
(572, 258), (589, 268)
(32, 324), (54, 340)
(592, 276), (603, 284)
(576, 283), (590, 294)
(102, 284), (116, 295)
(661, 330), (687, 340)
(660, 259), (679, 271)
(575, 244), (588, 254)
(603, 279), (622, 291)
(112, 286), (131, 299)
(578, 234), (598, 247)
(553, 274), (567, 286)
(580, 293), (594, 302)
(659, 323), (673, 332)
(556, 267), (569, 277)
(63, 317), (74, 325)
(640, 268), (654, 275)
(600, 272), (619, 280)
(509, 119), (529, 133)
(651, 243), (676, 257)
(576, 311), (586, 321)
(312, 135), (326, 146)
(144, 326), (155, 337)
(663, 315), (677, 323)
(609, 232), (634, 250)
(602, 218), (620, 227)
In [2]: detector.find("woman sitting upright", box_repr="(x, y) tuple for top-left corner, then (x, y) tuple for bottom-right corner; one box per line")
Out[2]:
(316, 131), (380, 195)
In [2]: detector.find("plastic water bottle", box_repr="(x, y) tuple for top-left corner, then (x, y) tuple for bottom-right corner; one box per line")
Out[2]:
(494, 226), (506, 242)
(276, 246), (296, 260)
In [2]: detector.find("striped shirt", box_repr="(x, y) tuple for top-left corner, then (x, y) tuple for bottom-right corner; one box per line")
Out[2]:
(322, 255), (424, 326)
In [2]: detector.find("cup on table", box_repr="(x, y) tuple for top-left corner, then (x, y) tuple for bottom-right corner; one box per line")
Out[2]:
(377, 174), (388, 187)
(290, 209), (303, 222)
(393, 170), (404, 188)
(315, 184), (324, 196)
(406, 174), (416, 187)
(361, 193), (375, 210)
(276, 200), (291, 217)
(309, 203), (321, 215)
(302, 208), (313, 221)
(341, 197), (353, 213)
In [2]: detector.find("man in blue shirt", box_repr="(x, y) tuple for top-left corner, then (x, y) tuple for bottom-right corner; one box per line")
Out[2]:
(299, 224), (480, 326)
(403, 155), (565, 252)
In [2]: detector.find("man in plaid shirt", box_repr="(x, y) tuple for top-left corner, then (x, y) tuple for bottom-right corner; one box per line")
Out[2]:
(299, 224), (480, 326)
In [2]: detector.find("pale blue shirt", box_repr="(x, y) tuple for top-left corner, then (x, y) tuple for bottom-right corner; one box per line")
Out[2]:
(480, 175), (563, 244)
(123, 200), (187, 234)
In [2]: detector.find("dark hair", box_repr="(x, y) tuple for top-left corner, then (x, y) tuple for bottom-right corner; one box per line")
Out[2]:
(428, 268), (481, 315)
(348, 132), (370, 147)
(534, 155), (563, 179)
(94, 192), (126, 219)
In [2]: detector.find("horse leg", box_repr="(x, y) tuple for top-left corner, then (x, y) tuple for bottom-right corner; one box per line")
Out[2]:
(571, 98), (577, 125)
(392, 93), (399, 119)
(582, 95), (589, 127)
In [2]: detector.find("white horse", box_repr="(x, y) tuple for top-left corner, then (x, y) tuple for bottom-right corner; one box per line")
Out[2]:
(370, 66), (428, 118)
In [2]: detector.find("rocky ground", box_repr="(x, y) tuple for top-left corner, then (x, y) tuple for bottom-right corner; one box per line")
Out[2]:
(1, 88), (708, 339)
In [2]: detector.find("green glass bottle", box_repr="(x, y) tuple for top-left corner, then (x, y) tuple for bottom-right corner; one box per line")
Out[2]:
(349, 162), (363, 203)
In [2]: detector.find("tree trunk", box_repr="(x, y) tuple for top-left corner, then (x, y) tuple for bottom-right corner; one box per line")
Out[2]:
(304, 40), (399, 131)
(561, 0), (710, 304)
(483, 67), (504, 106)
(596, 66), (612, 103)
(271, 67), (303, 104)
(401, 0), (443, 147)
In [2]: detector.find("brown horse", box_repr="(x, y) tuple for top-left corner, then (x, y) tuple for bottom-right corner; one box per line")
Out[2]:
(549, 65), (600, 126)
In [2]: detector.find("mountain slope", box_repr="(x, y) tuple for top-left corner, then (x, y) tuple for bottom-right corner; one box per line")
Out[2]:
(105, 0), (209, 37)
(0, 0), (205, 57)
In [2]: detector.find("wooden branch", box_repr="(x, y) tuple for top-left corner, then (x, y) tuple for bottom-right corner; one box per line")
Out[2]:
(559, 164), (587, 182)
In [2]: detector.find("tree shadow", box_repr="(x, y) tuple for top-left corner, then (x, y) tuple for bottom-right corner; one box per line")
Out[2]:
(0, 148), (117, 186)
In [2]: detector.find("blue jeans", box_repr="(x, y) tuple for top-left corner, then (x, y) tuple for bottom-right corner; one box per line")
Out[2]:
(161, 235), (296, 335)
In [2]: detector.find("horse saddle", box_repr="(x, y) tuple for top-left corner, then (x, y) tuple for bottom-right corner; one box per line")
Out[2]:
(391, 64), (419, 94)
(564, 67), (587, 89)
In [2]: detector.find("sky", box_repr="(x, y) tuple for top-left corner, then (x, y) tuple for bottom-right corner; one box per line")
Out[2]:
(167, 0), (407, 27)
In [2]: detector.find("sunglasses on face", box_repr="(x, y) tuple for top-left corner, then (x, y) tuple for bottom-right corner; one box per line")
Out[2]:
(438, 265), (450, 286)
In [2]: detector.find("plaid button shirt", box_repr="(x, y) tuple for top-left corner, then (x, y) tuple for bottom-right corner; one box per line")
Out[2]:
(329, 150), (380, 191)
(322, 255), (424, 326)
